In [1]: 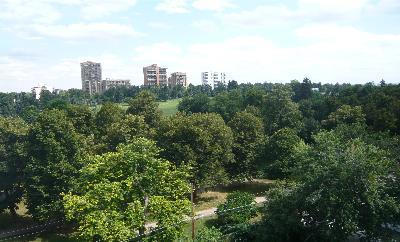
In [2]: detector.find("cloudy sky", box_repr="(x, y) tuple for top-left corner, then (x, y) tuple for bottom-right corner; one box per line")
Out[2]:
(0, 0), (399, 92)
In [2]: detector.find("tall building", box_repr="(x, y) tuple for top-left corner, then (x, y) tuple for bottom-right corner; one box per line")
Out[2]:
(143, 64), (168, 86)
(101, 78), (131, 92)
(201, 71), (226, 89)
(81, 61), (102, 95)
(31, 83), (50, 99)
(168, 72), (187, 87)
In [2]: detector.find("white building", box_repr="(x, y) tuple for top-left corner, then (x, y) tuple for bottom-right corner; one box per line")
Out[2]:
(31, 83), (50, 99)
(201, 71), (226, 89)
(101, 78), (131, 92)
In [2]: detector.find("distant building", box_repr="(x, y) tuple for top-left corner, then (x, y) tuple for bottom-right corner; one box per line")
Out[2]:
(101, 78), (131, 92)
(143, 64), (168, 86)
(168, 72), (187, 87)
(201, 71), (226, 89)
(31, 83), (49, 99)
(81, 61), (102, 95)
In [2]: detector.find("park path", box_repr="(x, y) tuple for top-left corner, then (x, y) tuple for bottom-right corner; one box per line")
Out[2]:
(146, 196), (266, 230)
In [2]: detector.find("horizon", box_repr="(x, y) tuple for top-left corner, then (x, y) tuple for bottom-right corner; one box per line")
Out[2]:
(1, 0), (400, 92)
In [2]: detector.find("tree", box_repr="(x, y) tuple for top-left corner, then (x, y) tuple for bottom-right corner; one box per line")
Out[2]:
(323, 105), (365, 129)
(260, 131), (400, 241)
(227, 80), (239, 90)
(210, 90), (244, 121)
(216, 192), (257, 228)
(177, 94), (210, 114)
(227, 111), (265, 180)
(95, 103), (124, 136)
(264, 128), (307, 179)
(101, 114), (152, 152)
(126, 91), (161, 127)
(0, 117), (29, 215)
(24, 109), (84, 220)
(157, 112), (234, 190)
(261, 85), (303, 135)
(63, 138), (191, 241)
(195, 227), (223, 242)
(65, 105), (95, 135)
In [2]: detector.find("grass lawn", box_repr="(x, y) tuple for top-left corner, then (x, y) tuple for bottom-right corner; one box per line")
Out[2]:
(91, 99), (180, 116)
(158, 99), (181, 116)
(194, 179), (275, 212)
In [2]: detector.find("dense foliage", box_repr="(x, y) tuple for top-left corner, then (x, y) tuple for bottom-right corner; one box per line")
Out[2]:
(1, 80), (400, 241)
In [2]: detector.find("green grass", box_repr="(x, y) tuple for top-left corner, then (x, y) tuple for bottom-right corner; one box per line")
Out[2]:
(92, 99), (180, 116)
(158, 99), (181, 116)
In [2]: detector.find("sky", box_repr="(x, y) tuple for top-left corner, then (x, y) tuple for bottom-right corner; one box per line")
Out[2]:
(0, 0), (400, 92)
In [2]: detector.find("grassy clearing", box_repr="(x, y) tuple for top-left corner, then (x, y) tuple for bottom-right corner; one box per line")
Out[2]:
(194, 179), (275, 212)
(158, 99), (181, 116)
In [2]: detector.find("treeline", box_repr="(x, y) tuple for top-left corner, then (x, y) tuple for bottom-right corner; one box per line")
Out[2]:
(1, 80), (400, 241)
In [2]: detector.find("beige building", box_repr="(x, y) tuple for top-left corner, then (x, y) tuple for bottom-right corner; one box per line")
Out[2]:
(143, 64), (168, 86)
(101, 78), (131, 92)
(168, 72), (188, 87)
(81, 61), (102, 95)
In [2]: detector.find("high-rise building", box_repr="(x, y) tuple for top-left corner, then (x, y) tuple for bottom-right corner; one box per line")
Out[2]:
(168, 72), (188, 87)
(201, 71), (226, 89)
(143, 64), (168, 86)
(31, 83), (50, 99)
(101, 78), (131, 92)
(81, 61), (102, 95)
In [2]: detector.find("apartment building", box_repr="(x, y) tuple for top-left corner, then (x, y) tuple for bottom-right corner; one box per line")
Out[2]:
(168, 72), (187, 87)
(201, 71), (226, 89)
(101, 78), (131, 92)
(31, 83), (49, 99)
(81, 61), (102, 95)
(143, 64), (168, 86)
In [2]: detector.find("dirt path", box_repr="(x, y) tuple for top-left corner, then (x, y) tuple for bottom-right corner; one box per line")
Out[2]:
(146, 196), (266, 230)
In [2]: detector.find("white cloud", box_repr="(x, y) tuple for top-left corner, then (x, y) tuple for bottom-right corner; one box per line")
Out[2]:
(0, 0), (61, 24)
(148, 22), (172, 30)
(222, 0), (370, 27)
(192, 0), (235, 11)
(132, 25), (400, 85)
(192, 20), (219, 32)
(26, 23), (141, 40)
(0, 0), (138, 23)
(156, 0), (190, 14)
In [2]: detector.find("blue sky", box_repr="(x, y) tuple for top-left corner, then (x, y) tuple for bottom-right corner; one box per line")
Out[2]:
(0, 0), (399, 92)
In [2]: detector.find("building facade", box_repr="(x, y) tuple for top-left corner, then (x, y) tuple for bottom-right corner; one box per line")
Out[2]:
(81, 61), (102, 95)
(201, 71), (226, 89)
(31, 83), (49, 99)
(168, 72), (187, 87)
(101, 78), (131, 92)
(143, 64), (168, 86)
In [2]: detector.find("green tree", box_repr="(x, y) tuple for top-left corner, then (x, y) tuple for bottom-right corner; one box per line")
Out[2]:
(95, 103), (124, 136)
(177, 94), (210, 114)
(262, 85), (303, 135)
(126, 91), (162, 127)
(261, 131), (400, 241)
(65, 105), (95, 135)
(63, 138), (191, 241)
(101, 114), (152, 152)
(227, 111), (265, 180)
(264, 128), (307, 179)
(24, 109), (84, 220)
(157, 112), (234, 190)
(195, 227), (223, 242)
(216, 192), (257, 229)
(0, 117), (29, 215)
(323, 105), (365, 129)
(210, 90), (244, 121)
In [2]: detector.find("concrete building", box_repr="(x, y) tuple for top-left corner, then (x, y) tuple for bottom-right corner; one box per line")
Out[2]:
(101, 78), (131, 92)
(143, 64), (168, 86)
(201, 71), (226, 89)
(168, 72), (187, 87)
(31, 83), (50, 99)
(81, 61), (102, 95)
